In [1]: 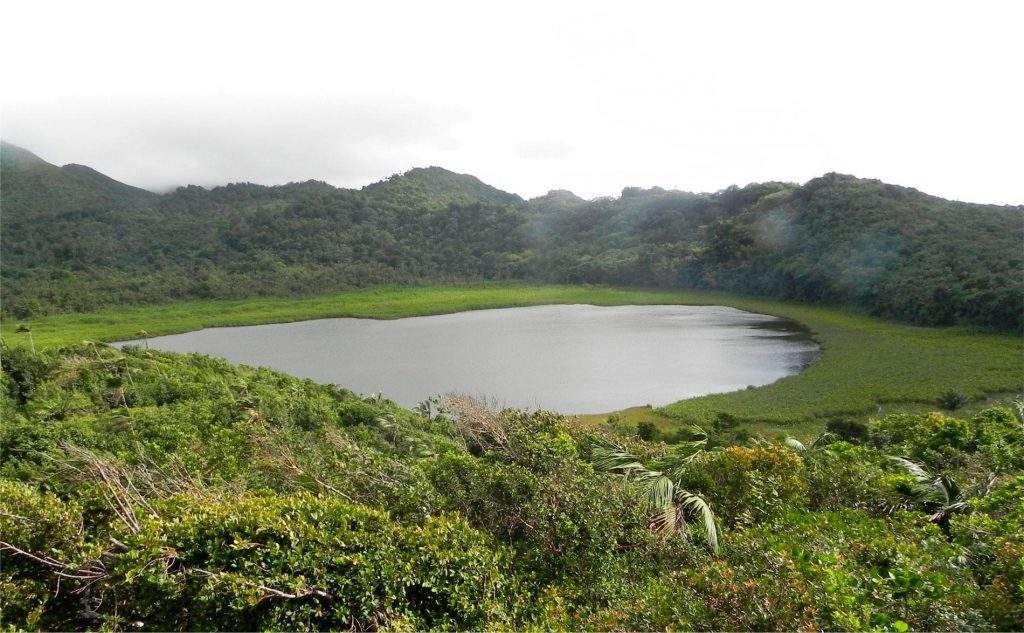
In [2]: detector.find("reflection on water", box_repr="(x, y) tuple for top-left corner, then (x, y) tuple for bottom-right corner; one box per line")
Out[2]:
(117, 304), (820, 413)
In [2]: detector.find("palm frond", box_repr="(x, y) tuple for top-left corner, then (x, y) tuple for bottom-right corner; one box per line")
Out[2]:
(786, 432), (836, 453)
(888, 456), (948, 505)
(662, 454), (707, 483)
(888, 456), (933, 484)
(783, 436), (807, 452)
(660, 433), (709, 480)
(660, 425), (708, 458)
(934, 474), (964, 504)
(809, 431), (837, 449)
(889, 457), (972, 532)
(594, 440), (719, 554)
(679, 425), (708, 447)
(646, 475), (675, 511)
(592, 443), (652, 477)
(676, 490), (720, 554)
(650, 504), (677, 535)
(670, 440), (709, 457)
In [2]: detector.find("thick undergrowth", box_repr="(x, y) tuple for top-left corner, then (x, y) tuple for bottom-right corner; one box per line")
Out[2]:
(1, 344), (1022, 630)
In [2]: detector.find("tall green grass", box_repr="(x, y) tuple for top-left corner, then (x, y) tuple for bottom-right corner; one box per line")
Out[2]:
(5, 283), (1021, 426)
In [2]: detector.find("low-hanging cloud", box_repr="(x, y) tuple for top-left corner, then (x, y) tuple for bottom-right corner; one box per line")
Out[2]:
(2, 1), (1022, 204)
(3, 96), (471, 192)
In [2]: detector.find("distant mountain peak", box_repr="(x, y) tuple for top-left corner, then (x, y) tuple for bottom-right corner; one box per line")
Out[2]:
(406, 165), (462, 176)
(541, 189), (584, 200)
(363, 166), (522, 207)
(1, 142), (159, 213)
(1, 141), (54, 170)
(525, 189), (586, 213)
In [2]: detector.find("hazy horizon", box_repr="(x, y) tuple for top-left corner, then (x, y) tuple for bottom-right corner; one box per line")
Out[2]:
(5, 137), (1022, 207)
(3, 0), (1023, 205)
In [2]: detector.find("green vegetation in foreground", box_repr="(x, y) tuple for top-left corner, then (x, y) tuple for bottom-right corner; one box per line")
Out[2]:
(1, 344), (1022, 630)
(6, 284), (1021, 431)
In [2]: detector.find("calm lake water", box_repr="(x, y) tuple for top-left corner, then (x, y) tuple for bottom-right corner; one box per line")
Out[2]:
(118, 304), (819, 413)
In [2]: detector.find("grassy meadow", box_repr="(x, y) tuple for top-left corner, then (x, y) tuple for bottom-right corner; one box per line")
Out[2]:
(4, 283), (1021, 432)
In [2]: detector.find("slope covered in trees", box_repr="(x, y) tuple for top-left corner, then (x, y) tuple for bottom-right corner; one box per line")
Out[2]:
(2, 141), (1021, 331)
(1, 343), (1022, 629)
(531, 176), (1022, 331)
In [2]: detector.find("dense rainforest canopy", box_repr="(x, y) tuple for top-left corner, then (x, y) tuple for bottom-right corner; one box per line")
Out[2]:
(3, 141), (1022, 332)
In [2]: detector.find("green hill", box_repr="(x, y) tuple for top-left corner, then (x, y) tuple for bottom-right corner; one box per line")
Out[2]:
(2, 142), (1021, 331)
(363, 166), (523, 208)
(0, 145), (528, 317)
(0, 142), (158, 215)
(529, 175), (1023, 330)
(524, 188), (587, 213)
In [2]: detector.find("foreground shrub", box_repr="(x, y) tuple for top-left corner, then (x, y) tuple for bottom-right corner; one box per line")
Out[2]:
(869, 407), (1023, 470)
(803, 442), (905, 514)
(951, 476), (1024, 630)
(3, 346), (1021, 630)
(0, 344), (53, 404)
(0, 481), (95, 630)
(675, 509), (983, 631)
(107, 493), (515, 631)
(677, 444), (807, 527)
(428, 443), (656, 597)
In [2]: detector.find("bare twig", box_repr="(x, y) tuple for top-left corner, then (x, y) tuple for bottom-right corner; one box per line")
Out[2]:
(0, 541), (108, 582)
(192, 568), (332, 602)
(442, 394), (515, 456)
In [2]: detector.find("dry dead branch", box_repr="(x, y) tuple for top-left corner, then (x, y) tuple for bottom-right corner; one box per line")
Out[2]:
(54, 443), (207, 534)
(441, 394), (514, 456)
(0, 541), (108, 584)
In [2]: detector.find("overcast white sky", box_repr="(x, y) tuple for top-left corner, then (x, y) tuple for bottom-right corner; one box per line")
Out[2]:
(3, 0), (1022, 204)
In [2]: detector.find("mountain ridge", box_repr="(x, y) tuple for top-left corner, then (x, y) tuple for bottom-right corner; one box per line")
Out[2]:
(2, 141), (1021, 332)
(7, 141), (1022, 208)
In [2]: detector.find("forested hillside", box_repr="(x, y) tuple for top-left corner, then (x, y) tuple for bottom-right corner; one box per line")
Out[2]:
(527, 176), (1024, 331)
(2, 344), (1022, 629)
(3, 141), (1021, 331)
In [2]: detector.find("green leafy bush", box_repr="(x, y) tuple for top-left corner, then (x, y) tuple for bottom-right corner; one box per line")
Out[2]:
(938, 388), (969, 411)
(635, 419), (660, 440)
(826, 417), (869, 443)
(951, 476), (1024, 630)
(677, 445), (807, 527)
(105, 493), (514, 631)
(0, 481), (94, 630)
(672, 509), (985, 631)
(1, 345), (1021, 630)
(870, 407), (1024, 471)
(803, 442), (905, 514)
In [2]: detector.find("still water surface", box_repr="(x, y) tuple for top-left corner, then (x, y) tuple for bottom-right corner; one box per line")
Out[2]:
(119, 304), (819, 413)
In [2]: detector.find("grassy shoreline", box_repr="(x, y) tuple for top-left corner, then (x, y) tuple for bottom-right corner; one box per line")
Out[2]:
(4, 283), (1022, 430)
